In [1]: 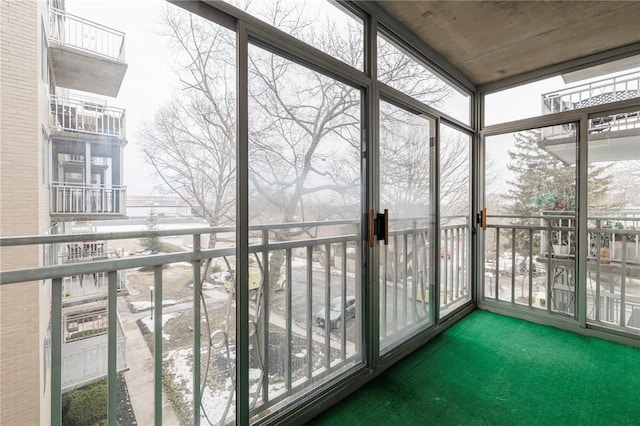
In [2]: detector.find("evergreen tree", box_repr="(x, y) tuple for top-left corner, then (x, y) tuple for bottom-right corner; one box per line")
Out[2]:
(140, 208), (161, 254)
(505, 130), (611, 252)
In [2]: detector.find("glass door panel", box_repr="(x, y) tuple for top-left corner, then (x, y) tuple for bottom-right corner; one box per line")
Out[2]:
(379, 100), (435, 353)
(484, 124), (577, 315)
(439, 124), (471, 318)
(248, 44), (363, 417)
(586, 109), (640, 333)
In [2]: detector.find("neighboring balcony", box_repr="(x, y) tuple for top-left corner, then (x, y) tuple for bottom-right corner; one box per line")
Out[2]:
(51, 182), (126, 219)
(50, 95), (126, 140)
(542, 71), (640, 114)
(61, 309), (127, 392)
(48, 8), (127, 96)
(540, 72), (640, 164)
(58, 242), (128, 304)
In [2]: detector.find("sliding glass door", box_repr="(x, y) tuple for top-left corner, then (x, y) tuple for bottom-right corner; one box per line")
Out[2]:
(378, 100), (435, 353)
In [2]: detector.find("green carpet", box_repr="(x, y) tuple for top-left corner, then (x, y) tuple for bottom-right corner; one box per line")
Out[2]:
(310, 311), (640, 426)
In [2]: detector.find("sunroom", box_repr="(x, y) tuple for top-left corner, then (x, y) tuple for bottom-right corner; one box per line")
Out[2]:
(1, 1), (639, 425)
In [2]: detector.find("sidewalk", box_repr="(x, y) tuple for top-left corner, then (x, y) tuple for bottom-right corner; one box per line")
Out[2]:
(118, 296), (180, 425)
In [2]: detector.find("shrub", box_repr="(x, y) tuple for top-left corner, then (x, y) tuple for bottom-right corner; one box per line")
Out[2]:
(63, 380), (109, 426)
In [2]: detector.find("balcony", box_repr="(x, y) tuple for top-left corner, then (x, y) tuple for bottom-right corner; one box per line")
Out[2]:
(0, 219), (471, 424)
(48, 8), (127, 96)
(539, 74), (640, 164)
(484, 214), (640, 330)
(50, 182), (126, 218)
(60, 309), (128, 392)
(50, 95), (126, 140)
(542, 71), (640, 114)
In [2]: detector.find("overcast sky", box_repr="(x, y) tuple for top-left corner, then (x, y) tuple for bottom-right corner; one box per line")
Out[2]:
(63, 1), (639, 198)
(66, 0), (177, 195)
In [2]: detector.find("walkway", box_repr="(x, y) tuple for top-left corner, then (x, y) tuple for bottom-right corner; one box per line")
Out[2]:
(118, 296), (180, 425)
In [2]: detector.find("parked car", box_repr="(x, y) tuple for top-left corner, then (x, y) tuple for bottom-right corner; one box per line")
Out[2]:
(315, 296), (356, 329)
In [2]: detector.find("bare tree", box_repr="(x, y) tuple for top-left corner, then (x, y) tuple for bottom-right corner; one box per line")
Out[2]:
(141, 2), (462, 279)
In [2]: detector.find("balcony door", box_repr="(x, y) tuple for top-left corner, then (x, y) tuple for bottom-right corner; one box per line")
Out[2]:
(378, 100), (436, 353)
(246, 44), (365, 418)
(482, 124), (578, 316)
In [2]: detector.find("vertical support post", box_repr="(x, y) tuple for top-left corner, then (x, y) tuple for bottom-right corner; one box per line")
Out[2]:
(432, 118), (441, 323)
(402, 235), (408, 326)
(324, 243), (331, 369)
(577, 117), (588, 327)
(412, 220), (418, 320)
(236, 18), (250, 426)
(261, 229), (269, 404)
(511, 228), (516, 304)
(393, 234), (398, 331)
(85, 142), (91, 213)
(342, 241), (348, 358)
(546, 219), (552, 312)
(192, 234), (202, 426)
(528, 229), (533, 307)
(443, 229), (449, 305)
(107, 271), (117, 426)
(306, 246), (313, 380)
(620, 234), (627, 327)
(364, 11), (379, 367)
(381, 240), (387, 339)
(596, 219), (602, 322)
(495, 229), (500, 301)
(51, 278), (63, 426)
(154, 266), (163, 425)
(285, 248), (292, 390)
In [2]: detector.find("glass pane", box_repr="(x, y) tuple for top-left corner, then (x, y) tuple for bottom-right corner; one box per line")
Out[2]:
(485, 55), (640, 125)
(377, 34), (471, 124)
(248, 44), (363, 417)
(224, 0), (363, 70)
(45, 1), (242, 424)
(586, 109), (640, 334)
(484, 125), (577, 315)
(439, 124), (471, 318)
(379, 100), (434, 353)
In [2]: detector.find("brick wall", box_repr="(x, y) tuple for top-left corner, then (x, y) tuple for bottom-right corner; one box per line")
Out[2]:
(0, 0), (42, 424)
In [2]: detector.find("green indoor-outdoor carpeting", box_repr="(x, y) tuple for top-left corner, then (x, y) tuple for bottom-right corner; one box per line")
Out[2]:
(310, 310), (640, 426)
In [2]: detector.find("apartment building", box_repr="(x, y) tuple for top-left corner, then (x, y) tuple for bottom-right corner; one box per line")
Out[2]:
(1, 1), (127, 423)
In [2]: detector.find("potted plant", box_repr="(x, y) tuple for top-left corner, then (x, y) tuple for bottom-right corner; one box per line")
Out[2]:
(599, 220), (624, 262)
(535, 190), (575, 255)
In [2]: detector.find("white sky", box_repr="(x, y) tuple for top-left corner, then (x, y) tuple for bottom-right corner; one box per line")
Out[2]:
(66, 0), (177, 195)
(63, 1), (640, 198)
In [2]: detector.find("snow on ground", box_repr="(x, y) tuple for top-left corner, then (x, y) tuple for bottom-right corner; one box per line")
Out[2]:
(140, 313), (176, 340)
(129, 299), (177, 312)
(165, 347), (236, 424)
(167, 261), (193, 268)
(165, 347), (291, 423)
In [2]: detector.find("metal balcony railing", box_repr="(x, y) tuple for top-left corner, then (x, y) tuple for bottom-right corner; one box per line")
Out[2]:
(50, 182), (126, 216)
(540, 72), (640, 140)
(50, 95), (126, 138)
(49, 8), (125, 62)
(542, 71), (640, 114)
(60, 312), (127, 392)
(0, 218), (471, 425)
(483, 214), (640, 330)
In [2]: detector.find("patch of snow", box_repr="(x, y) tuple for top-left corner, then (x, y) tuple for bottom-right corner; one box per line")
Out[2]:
(165, 347), (236, 424)
(129, 299), (177, 312)
(290, 258), (306, 269)
(168, 261), (193, 268)
(140, 313), (176, 340)
(249, 368), (262, 381)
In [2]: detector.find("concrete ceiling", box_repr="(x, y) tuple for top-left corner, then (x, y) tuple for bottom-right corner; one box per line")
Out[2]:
(375, 1), (640, 86)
